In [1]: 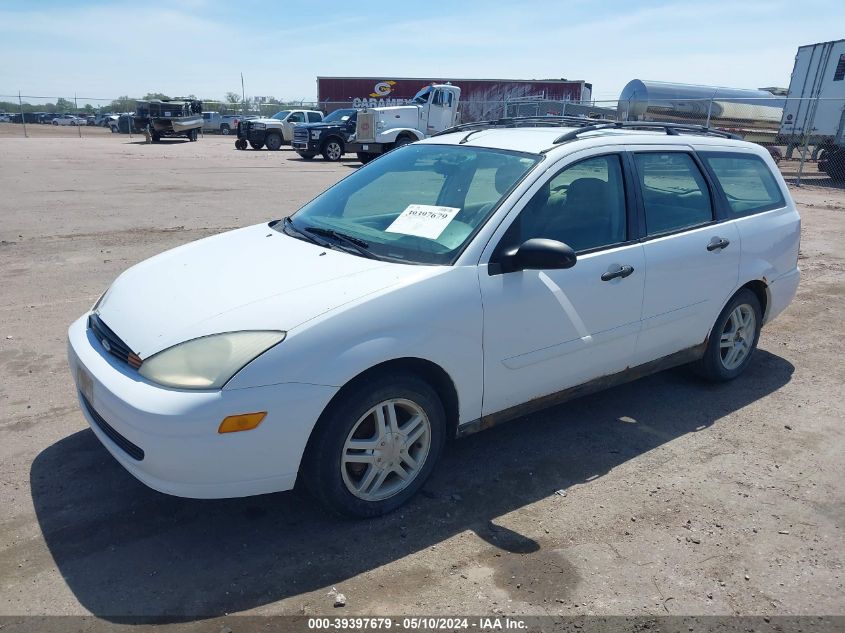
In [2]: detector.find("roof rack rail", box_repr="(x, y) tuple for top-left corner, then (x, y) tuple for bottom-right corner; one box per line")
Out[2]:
(549, 121), (741, 146)
(434, 115), (615, 140)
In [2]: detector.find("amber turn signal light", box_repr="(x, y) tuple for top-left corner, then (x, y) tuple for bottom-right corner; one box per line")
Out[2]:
(218, 412), (267, 434)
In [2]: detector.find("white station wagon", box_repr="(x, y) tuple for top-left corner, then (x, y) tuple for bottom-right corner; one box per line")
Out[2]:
(68, 119), (801, 517)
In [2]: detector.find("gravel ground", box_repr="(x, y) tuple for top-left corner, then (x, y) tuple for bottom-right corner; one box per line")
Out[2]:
(0, 127), (843, 623)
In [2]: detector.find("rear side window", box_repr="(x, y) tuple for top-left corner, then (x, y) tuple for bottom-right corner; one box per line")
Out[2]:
(635, 152), (713, 235)
(307, 112), (322, 122)
(701, 153), (786, 217)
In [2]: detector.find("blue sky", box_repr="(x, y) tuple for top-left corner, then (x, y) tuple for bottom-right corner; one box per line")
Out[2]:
(1, 0), (843, 105)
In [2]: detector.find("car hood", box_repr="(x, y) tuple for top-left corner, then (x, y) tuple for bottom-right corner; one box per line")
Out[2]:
(296, 121), (340, 130)
(96, 223), (428, 358)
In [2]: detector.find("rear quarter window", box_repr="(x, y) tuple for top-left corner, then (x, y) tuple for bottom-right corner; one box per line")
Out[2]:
(701, 153), (785, 217)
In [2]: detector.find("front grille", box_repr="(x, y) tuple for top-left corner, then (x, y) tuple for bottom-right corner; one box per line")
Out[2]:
(81, 393), (145, 461)
(356, 111), (376, 142)
(293, 126), (309, 143)
(88, 313), (142, 369)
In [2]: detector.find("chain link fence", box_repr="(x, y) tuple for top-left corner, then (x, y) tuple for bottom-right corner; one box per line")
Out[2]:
(2, 93), (843, 185)
(0, 93), (322, 138)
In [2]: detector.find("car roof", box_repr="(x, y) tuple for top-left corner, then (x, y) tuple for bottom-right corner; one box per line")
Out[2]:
(417, 126), (763, 156)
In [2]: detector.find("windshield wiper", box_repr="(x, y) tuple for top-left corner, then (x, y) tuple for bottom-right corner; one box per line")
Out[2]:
(303, 226), (378, 259)
(283, 217), (334, 249)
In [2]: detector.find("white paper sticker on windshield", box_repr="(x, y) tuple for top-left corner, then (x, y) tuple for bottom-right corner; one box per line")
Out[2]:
(385, 204), (461, 240)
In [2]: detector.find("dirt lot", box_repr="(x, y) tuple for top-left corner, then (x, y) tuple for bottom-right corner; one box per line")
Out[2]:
(0, 125), (843, 624)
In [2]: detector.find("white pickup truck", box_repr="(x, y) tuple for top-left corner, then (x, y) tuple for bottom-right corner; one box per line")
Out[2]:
(346, 84), (462, 162)
(201, 112), (246, 135)
(234, 109), (324, 151)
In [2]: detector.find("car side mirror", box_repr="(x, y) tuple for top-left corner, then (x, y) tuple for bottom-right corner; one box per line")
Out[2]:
(498, 238), (577, 273)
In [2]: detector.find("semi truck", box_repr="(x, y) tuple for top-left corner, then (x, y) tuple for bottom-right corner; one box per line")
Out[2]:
(317, 76), (591, 122)
(345, 83), (461, 163)
(778, 39), (845, 179)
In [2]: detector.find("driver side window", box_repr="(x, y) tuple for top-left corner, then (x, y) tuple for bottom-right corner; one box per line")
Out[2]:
(504, 155), (628, 253)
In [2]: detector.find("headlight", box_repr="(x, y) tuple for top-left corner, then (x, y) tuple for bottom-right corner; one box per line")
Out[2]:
(138, 331), (285, 390)
(252, 122), (266, 129)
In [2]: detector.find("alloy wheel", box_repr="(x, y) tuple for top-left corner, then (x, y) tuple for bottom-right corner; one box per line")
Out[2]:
(340, 398), (431, 502)
(326, 142), (342, 161)
(719, 303), (756, 370)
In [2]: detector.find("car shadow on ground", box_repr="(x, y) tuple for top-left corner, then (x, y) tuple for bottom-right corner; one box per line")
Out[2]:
(31, 350), (793, 623)
(124, 139), (192, 145)
(797, 177), (845, 190)
(283, 155), (361, 164)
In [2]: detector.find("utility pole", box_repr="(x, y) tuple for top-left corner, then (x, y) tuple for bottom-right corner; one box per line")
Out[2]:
(241, 73), (246, 115)
(75, 93), (81, 138)
(18, 91), (28, 137)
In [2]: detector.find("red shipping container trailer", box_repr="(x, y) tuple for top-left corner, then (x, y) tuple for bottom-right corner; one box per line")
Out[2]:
(317, 76), (592, 122)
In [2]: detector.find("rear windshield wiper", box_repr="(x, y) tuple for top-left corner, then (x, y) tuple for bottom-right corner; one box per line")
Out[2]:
(303, 226), (379, 260)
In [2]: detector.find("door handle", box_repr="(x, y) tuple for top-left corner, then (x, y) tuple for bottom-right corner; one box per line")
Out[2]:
(707, 236), (731, 251)
(601, 265), (635, 281)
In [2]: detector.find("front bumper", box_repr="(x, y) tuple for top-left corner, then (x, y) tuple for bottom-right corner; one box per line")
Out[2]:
(237, 124), (268, 144)
(346, 141), (386, 154)
(292, 139), (320, 153)
(67, 315), (338, 499)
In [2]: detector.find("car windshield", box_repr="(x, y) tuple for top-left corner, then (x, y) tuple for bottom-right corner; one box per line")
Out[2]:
(271, 110), (291, 120)
(282, 144), (541, 265)
(323, 109), (355, 123)
(411, 87), (433, 104)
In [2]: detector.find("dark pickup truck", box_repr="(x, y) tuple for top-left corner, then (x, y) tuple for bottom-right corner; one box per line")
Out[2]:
(291, 108), (358, 161)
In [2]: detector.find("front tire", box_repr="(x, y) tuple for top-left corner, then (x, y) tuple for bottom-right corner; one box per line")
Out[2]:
(302, 372), (446, 518)
(297, 152), (316, 160)
(235, 138), (247, 150)
(694, 289), (762, 382)
(322, 138), (344, 161)
(249, 141), (265, 150)
(356, 151), (376, 164)
(264, 133), (283, 151)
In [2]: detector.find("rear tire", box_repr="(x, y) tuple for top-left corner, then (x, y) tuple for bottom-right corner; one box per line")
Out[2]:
(235, 139), (247, 150)
(264, 133), (283, 151)
(822, 150), (845, 181)
(220, 124), (230, 135)
(301, 372), (446, 518)
(694, 289), (762, 382)
(356, 152), (376, 164)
